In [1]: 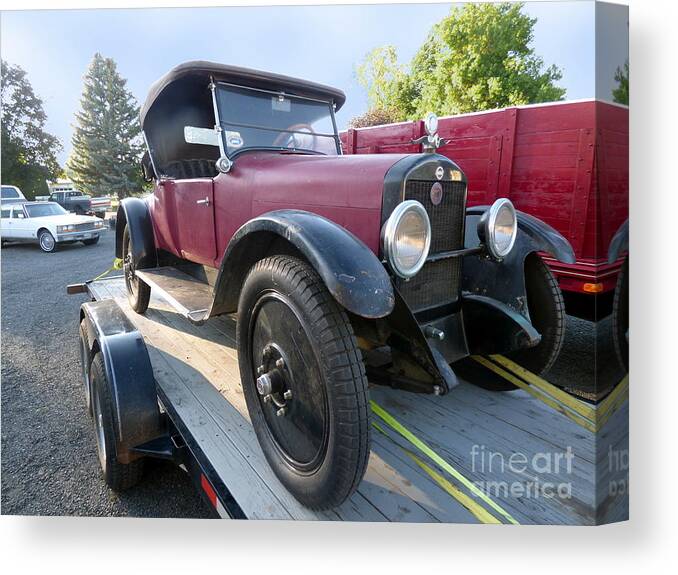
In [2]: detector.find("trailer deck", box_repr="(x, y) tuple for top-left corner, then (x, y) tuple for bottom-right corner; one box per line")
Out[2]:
(87, 276), (627, 524)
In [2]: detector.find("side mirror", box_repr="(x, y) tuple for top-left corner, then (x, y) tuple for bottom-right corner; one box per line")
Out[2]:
(141, 151), (154, 182)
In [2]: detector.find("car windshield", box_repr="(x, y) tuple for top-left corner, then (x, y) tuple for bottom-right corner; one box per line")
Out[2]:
(1, 186), (20, 199)
(215, 83), (340, 156)
(24, 203), (68, 218)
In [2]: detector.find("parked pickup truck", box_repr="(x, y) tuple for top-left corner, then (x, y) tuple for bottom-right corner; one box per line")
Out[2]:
(50, 189), (111, 218)
(340, 100), (629, 320)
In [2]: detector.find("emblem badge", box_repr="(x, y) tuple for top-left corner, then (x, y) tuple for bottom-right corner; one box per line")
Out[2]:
(435, 166), (445, 180)
(430, 182), (443, 205)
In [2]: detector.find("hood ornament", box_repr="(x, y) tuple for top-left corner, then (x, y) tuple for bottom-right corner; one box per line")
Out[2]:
(412, 112), (448, 153)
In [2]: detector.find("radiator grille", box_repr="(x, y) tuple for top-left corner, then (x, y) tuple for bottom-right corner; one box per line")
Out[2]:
(72, 222), (98, 232)
(397, 179), (466, 313)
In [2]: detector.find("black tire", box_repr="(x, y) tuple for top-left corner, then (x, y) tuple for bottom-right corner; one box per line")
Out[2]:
(83, 236), (100, 246)
(90, 353), (144, 490)
(612, 258), (629, 372)
(74, 206), (84, 215)
(237, 255), (371, 510)
(38, 229), (57, 253)
(122, 225), (151, 314)
(508, 254), (566, 375)
(79, 321), (93, 416)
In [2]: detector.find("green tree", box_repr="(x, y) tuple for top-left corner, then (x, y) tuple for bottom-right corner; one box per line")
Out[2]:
(612, 60), (629, 105)
(67, 53), (144, 198)
(1, 60), (62, 199)
(354, 2), (565, 124)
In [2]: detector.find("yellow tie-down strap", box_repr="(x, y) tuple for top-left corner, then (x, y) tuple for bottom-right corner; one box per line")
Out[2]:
(471, 355), (629, 433)
(370, 400), (519, 525)
(92, 257), (124, 282)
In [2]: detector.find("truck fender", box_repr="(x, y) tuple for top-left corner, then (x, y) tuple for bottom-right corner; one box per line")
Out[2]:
(209, 209), (395, 319)
(608, 219), (629, 264)
(115, 197), (157, 268)
(465, 205), (575, 264)
(80, 299), (163, 460)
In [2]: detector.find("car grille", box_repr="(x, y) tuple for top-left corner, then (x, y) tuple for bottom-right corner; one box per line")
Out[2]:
(397, 179), (466, 314)
(72, 222), (98, 232)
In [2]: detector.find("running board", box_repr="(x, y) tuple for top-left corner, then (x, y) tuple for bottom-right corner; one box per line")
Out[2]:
(135, 267), (212, 324)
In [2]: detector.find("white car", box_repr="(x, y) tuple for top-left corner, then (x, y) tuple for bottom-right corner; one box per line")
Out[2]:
(0, 201), (105, 253)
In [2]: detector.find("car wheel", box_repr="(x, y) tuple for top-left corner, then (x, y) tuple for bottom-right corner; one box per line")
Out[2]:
(612, 258), (629, 372)
(90, 352), (144, 490)
(79, 320), (93, 416)
(122, 225), (151, 314)
(38, 229), (57, 253)
(507, 253), (566, 375)
(237, 255), (371, 510)
(83, 236), (100, 246)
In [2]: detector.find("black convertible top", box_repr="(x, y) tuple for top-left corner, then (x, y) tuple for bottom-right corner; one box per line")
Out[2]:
(140, 61), (346, 128)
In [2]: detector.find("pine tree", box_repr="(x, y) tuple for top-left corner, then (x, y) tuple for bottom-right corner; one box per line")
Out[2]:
(68, 53), (144, 198)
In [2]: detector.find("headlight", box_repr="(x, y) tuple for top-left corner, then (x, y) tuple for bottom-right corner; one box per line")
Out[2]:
(478, 198), (517, 259)
(381, 200), (431, 278)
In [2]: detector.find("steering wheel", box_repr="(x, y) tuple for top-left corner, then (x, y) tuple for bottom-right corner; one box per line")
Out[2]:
(272, 123), (318, 150)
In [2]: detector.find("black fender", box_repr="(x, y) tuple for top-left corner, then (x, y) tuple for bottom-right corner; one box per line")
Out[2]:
(608, 219), (629, 264)
(208, 209), (395, 319)
(80, 299), (162, 461)
(115, 197), (157, 269)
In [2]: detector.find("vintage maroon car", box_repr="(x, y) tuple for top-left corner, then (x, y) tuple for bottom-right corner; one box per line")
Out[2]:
(116, 61), (575, 509)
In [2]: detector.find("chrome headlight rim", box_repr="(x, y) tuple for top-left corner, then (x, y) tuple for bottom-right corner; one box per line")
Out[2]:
(381, 200), (432, 279)
(483, 198), (518, 259)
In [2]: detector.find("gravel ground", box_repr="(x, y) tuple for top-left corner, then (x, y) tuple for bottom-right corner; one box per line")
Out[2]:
(1, 228), (624, 517)
(1, 230), (212, 518)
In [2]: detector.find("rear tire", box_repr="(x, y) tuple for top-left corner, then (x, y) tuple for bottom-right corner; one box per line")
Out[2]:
(612, 258), (629, 372)
(508, 254), (566, 375)
(122, 225), (151, 314)
(237, 255), (371, 510)
(90, 353), (144, 490)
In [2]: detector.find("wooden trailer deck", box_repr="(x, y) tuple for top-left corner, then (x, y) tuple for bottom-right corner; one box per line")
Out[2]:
(87, 276), (628, 524)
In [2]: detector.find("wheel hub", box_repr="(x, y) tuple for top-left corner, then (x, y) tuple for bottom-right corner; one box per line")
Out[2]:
(256, 344), (293, 417)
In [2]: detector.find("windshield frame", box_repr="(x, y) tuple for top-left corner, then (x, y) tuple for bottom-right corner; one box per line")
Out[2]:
(24, 202), (69, 218)
(213, 81), (342, 159)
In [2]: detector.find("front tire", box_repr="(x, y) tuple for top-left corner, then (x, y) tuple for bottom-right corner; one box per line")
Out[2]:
(612, 258), (629, 372)
(237, 255), (371, 510)
(122, 225), (151, 314)
(508, 254), (566, 375)
(90, 353), (144, 490)
(38, 229), (57, 253)
(83, 236), (100, 246)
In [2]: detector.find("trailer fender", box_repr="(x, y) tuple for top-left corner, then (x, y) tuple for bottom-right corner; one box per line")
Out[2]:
(209, 209), (395, 319)
(608, 219), (629, 264)
(80, 299), (162, 461)
(115, 197), (157, 268)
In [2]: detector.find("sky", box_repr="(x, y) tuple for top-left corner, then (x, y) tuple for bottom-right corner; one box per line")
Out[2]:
(1, 1), (628, 166)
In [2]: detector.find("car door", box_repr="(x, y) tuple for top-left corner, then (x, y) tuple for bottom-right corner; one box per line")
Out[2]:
(0, 206), (13, 239)
(10, 205), (31, 238)
(163, 178), (216, 267)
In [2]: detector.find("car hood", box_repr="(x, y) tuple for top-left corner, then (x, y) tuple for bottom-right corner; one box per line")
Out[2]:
(33, 214), (100, 225)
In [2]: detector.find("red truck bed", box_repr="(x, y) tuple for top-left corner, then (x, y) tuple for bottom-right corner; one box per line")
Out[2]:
(340, 100), (628, 302)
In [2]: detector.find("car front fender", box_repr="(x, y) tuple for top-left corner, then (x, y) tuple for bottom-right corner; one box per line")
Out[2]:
(115, 197), (157, 268)
(209, 209), (395, 319)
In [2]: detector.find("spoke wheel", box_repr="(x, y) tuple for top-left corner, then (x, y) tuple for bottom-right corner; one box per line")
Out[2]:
(237, 255), (371, 510)
(39, 230), (56, 252)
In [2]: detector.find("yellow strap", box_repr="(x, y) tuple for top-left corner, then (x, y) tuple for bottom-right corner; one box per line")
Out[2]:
(596, 375), (629, 421)
(489, 354), (597, 421)
(92, 257), (123, 282)
(370, 400), (519, 525)
(472, 356), (597, 433)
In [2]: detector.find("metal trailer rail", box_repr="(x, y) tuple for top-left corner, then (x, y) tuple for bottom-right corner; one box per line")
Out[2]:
(74, 276), (628, 524)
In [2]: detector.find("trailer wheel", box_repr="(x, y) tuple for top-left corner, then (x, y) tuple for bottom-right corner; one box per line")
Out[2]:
(612, 258), (629, 371)
(508, 254), (566, 375)
(122, 225), (151, 314)
(237, 255), (371, 510)
(90, 352), (144, 490)
(79, 320), (93, 416)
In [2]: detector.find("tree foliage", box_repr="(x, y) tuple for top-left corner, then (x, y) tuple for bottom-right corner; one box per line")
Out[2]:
(354, 2), (565, 124)
(1, 60), (62, 199)
(67, 53), (144, 198)
(612, 60), (629, 105)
